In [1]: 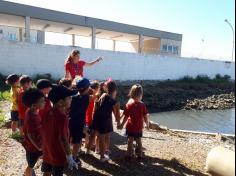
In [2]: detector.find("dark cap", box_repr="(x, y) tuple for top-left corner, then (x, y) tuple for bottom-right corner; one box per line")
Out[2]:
(76, 77), (91, 89)
(48, 85), (76, 104)
(90, 81), (100, 89)
(36, 79), (52, 89)
(20, 75), (32, 85)
(6, 74), (20, 85)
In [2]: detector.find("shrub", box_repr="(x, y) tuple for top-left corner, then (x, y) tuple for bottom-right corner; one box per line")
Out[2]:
(215, 74), (223, 80)
(178, 76), (194, 83)
(195, 75), (211, 83)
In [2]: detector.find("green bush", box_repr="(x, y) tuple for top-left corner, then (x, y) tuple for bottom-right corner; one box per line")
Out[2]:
(215, 74), (222, 80)
(223, 75), (231, 81)
(0, 113), (5, 124)
(195, 75), (211, 83)
(178, 76), (194, 83)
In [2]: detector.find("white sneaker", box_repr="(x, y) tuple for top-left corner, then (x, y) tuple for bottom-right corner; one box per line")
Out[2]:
(100, 155), (110, 163)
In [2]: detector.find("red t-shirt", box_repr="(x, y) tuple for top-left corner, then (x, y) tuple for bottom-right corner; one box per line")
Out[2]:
(42, 108), (69, 167)
(23, 109), (42, 152)
(18, 88), (28, 120)
(65, 60), (86, 79)
(39, 98), (52, 122)
(123, 99), (148, 133)
(85, 98), (95, 126)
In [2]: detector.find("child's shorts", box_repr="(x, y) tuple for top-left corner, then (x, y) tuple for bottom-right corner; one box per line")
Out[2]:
(10, 111), (19, 121)
(26, 151), (42, 168)
(41, 162), (64, 176)
(69, 123), (85, 144)
(126, 131), (143, 139)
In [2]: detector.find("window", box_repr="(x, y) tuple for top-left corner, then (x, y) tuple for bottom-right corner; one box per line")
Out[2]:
(162, 45), (167, 51)
(168, 45), (173, 52)
(31, 36), (37, 43)
(8, 33), (17, 41)
(173, 46), (179, 54)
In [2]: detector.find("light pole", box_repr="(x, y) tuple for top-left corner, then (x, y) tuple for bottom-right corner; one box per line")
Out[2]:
(224, 19), (235, 62)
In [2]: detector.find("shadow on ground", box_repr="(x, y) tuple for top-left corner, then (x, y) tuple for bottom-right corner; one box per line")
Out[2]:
(64, 132), (207, 176)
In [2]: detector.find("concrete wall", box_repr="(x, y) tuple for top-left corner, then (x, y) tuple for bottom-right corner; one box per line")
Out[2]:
(0, 40), (234, 81)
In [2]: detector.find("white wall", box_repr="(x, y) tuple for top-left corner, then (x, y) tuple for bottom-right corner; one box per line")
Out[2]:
(0, 40), (235, 80)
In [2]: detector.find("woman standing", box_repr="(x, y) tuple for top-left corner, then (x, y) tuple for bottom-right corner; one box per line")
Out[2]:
(64, 50), (102, 80)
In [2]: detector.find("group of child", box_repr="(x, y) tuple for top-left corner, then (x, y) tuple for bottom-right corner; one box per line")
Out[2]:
(5, 74), (149, 176)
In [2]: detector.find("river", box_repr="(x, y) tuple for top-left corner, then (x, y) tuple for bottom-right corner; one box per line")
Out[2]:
(150, 108), (235, 135)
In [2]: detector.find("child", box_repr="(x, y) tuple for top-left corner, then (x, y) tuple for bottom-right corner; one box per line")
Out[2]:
(119, 84), (149, 161)
(36, 79), (53, 121)
(18, 75), (32, 134)
(22, 88), (45, 176)
(86, 82), (105, 154)
(91, 80), (120, 162)
(69, 77), (91, 164)
(85, 81), (100, 147)
(41, 85), (78, 176)
(5, 74), (20, 134)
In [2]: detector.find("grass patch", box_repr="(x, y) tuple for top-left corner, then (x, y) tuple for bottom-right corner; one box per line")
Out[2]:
(0, 113), (5, 124)
(9, 131), (24, 143)
(0, 111), (8, 127)
(0, 90), (10, 101)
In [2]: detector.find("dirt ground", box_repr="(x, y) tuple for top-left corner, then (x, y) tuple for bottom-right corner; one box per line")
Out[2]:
(0, 125), (235, 176)
(0, 101), (235, 176)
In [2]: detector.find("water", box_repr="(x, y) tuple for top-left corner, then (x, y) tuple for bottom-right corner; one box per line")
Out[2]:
(150, 108), (235, 135)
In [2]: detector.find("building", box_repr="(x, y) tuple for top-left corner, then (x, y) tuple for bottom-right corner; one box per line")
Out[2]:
(0, 0), (182, 56)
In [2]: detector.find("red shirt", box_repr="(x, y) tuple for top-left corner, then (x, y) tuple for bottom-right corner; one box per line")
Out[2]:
(42, 108), (69, 167)
(23, 109), (42, 152)
(39, 98), (52, 122)
(65, 60), (86, 79)
(18, 88), (28, 120)
(123, 99), (148, 133)
(85, 98), (95, 126)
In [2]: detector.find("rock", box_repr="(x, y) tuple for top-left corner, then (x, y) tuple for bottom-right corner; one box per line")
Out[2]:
(149, 121), (168, 131)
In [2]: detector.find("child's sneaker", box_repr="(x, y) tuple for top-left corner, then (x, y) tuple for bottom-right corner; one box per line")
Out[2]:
(100, 155), (110, 163)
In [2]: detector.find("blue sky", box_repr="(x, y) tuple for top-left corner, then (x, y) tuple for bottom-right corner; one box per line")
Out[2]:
(6, 0), (235, 61)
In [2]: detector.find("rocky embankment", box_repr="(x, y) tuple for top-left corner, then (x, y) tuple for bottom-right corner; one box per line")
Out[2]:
(184, 93), (235, 110)
(117, 80), (235, 112)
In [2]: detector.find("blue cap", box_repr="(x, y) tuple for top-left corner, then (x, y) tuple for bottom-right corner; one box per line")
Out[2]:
(76, 77), (91, 89)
